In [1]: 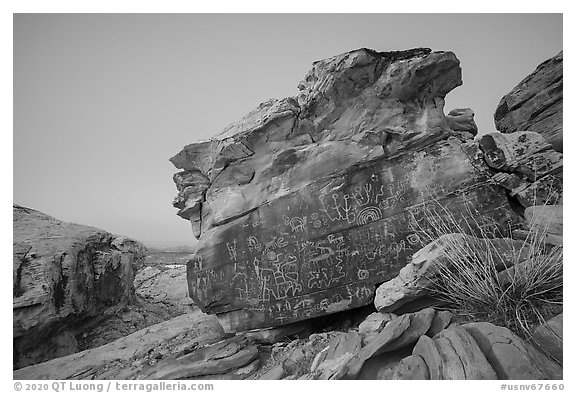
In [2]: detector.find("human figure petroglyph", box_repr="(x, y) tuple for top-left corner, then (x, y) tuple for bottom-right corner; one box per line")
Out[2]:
(252, 252), (303, 301)
(226, 240), (238, 262)
(320, 193), (357, 223)
(352, 183), (372, 206)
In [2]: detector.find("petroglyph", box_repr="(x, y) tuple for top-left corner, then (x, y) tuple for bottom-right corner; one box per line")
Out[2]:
(185, 142), (517, 331)
(356, 206), (383, 225)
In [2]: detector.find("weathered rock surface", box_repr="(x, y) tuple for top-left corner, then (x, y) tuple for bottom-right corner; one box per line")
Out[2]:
(134, 265), (195, 314)
(13, 310), (226, 380)
(391, 354), (430, 379)
(463, 322), (562, 379)
(495, 51), (563, 152)
(142, 335), (259, 380)
(358, 312), (396, 344)
(75, 264), (197, 353)
(479, 131), (562, 208)
(13, 205), (147, 369)
(309, 331), (362, 379)
(358, 312), (396, 335)
(170, 47), (533, 332)
(426, 310), (453, 337)
(524, 205), (563, 239)
(446, 108), (478, 135)
(413, 326), (497, 380)
(374, 233), (530, 312)
(531, 314), (563, 364)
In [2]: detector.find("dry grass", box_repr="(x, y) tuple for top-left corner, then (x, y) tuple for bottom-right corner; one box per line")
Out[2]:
(409, 199), (563, 341)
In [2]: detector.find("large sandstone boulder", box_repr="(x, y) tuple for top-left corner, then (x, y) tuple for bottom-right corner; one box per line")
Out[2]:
(13, 205), (147, 369)
(494, 51), (563, 152)
(170, 48), (520, 332)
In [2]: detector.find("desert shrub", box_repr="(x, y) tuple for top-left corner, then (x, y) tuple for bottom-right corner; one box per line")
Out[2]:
(409, 200), (563, 341)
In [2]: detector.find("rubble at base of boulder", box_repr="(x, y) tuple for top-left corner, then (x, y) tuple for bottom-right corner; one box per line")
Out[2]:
(14, 301), (562, 381)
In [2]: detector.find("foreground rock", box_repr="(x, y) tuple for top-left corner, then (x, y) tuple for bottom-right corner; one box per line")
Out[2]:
(171, 47), (520, 332)
(531, 314), (563, 364)
(463, 322), (562, 380)
(494, 51), (563, 152)
(13, 205), (147, 369)
(413, 326), (497, 379)
(142, 335), (259, 380)
(13, 310), (225, 380)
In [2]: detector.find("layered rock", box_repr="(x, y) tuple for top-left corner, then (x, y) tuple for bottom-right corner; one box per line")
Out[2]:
(463, 322), (562, 379)
(13, 310), (225, 380)
(494, 51), (563, 152)
(170, 48), (521, 332)
(13, 205), (146, 369)
(479, 131), (562, 208)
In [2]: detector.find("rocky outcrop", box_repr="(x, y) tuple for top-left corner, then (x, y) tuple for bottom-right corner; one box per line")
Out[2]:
(494, 51), (563, 152)
(479, 131), (562, 208)
(13, 205), (147, 369)
(13, 310), (225, 380)
(171, 47), (522, 332)
(134, 265), (195, 314)
(446, 108), (478, 135)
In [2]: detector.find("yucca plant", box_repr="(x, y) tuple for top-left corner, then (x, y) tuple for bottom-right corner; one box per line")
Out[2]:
(408, 198), (563, 344)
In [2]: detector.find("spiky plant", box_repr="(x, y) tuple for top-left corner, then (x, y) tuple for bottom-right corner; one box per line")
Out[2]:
(408, 198), (562, 345)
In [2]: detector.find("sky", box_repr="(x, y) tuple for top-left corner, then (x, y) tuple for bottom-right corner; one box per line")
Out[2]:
(13, 13), (563, 247)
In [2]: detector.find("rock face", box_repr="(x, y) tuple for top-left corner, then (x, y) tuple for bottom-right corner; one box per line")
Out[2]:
(479, 131), (562, 208)
(446, 108), (478, 135)
(13, 205), (147, 369)
(170, 48), (521, 332)
(494, 51), (563, 152)
(134, 265), (195, 314)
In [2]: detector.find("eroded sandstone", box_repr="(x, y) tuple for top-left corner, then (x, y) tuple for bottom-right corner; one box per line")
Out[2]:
(13, 205), (146, 369)
(170, 48), (522, 332)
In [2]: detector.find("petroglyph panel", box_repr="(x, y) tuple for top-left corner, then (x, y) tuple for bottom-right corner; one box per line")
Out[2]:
(188, 140), (518, 331)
